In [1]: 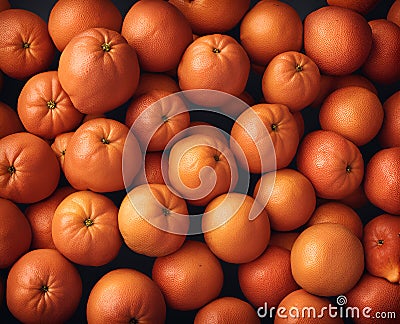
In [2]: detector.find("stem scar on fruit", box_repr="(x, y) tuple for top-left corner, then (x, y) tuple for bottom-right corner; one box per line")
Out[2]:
(271, 123), (278, 131)
(84, 218), (94, 227)
(22, 42), (30, 49)
(161, 115), (169, 123)
(212, 48), (221, 53)
(40, 285), (49, 293)
(162, 208), (170, 216)
(7, 165), (16, 175)
(47, 100), (56, 110)
(377, 239), (384, 246)
(101, 42), (112, 52)
(129, 319), (138, 324)
(295, 64), (303, 72)
(101, 138), (110, 144)
(346, 165), (352, 173)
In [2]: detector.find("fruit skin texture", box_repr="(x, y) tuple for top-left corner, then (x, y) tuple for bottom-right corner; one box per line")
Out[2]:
(0, 102), (24, 139)
(262, 51), (321, 112)
(310, 73), (378, 108)
(296, 130), (364, 200)
(218, 91), (255, 119)
(334, 73), (378, 94)
(132, 151), (168, 186)
(183, 121), (229, 147)
(379, 90), (400, 148)
(50, 131), (74, 172)
(345, 273), (400, 324)
(274, 289), (344, 324)
(327, 0), (381, 15)
(87, 268), (166, 324)
(230, 103), (299, 174)
(240, 0), (303, 67)
(63, 118), (141, 193)
(362, 19), (400, 85)
(319, 86), (384, 146)
(306, 202), (363, 240)
(0, 9), (55, 80)
(118, 184), (189, 257)
(269, 231), (300, 251)
(364, 147), (400, 215)
(178, 34), (250, 105)
(304, 6), (372, 76)
(125, 89), (190, 152)
(0, 132), (60, 204)
(290, 223), (364, 297)
(194, 297), (260, 324)
(25, 186), (76, 250)
(169, 0), (250, 35)
(388, 0), (400, 27)
(48, 0), (122, 52)
(238, 245), (299, 308)
(122, 0), (193, 72)
(152, 240), (224, 311)
(0, 198), (31, 269)
(363, 214), (400, 283)
(168, 134), (238, 206)
(17, 71), (83, 139)
(52, 191), (122, 266)
(309, 73), (378, 110)
(134, 73), (180, 98)
(6, 249), (82, 324)
(202, 193), (271, 264)
(58, 28), (140, 115)
(254, 168), (316, 232)
(310, 74), (336, 108)
(337, 183), (369, 209)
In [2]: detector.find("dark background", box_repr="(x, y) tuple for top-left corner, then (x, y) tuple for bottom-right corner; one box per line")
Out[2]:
(0, 0), (398, 323)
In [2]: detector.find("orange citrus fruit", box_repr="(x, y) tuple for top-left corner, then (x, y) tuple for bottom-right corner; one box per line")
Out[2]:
(0, 101), (24, 139)
(17, 71), (83, 139)
(238, 245), (299, 308)
(194, 297), (260, 324)
(52, 190), (121, 266)
(254, 168), (316, 231)
(122, 0), (193, 72)
(0, 9), (55, 80)
(304, 6), (372, 76)
(6, 249), (82, 323)
(48, 0), (122, 52)
(0, 132), (60, 203)
(364, 147), (400, 215)
(152, 240), (224, 311)
(296, 130), (364, 199)
(118, 184), (189, 257)
(58, 28), (140, 115)
(203, 193), (271, 263)
(0, 198), (31, 269)
(319, 86), (384, 146)
(169, 0), (250, 35)
(291, 223), (364, 296)
(240, 0), (303, 67)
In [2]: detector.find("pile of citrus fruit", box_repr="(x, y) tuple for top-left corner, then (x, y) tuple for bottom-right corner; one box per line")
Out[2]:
(0, 0), (399, 323)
